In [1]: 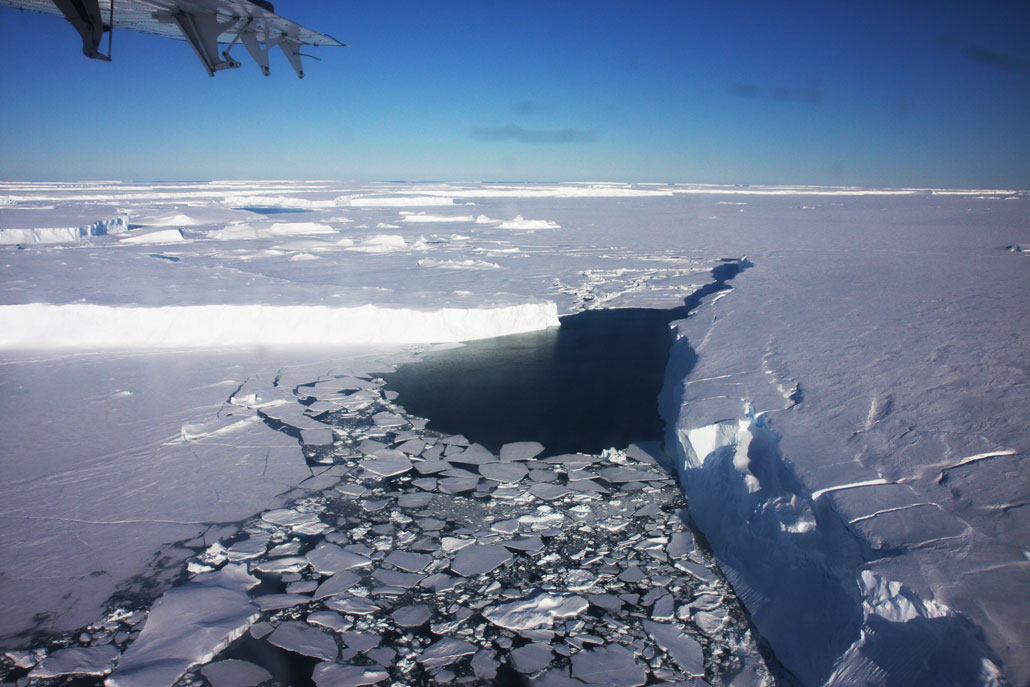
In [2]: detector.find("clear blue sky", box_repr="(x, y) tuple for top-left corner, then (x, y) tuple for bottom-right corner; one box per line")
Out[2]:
(1, 0), (1027, 187)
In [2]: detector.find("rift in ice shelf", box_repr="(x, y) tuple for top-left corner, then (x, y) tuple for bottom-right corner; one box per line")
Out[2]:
(0, 0), (345, 77)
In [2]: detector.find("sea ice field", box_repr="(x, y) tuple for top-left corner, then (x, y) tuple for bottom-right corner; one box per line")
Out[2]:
(0, 180), (1027, 687)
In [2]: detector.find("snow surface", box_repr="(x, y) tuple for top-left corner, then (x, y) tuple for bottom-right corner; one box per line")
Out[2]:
(0, 180), (1027, 686)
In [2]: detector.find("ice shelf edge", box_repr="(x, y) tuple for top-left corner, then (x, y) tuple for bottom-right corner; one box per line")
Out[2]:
(0, 302), (561, 348)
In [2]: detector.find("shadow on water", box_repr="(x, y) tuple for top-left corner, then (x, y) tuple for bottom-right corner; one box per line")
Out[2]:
(384, 260), (745, 456)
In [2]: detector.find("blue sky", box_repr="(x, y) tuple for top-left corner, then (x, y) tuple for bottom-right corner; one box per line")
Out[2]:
(0, 0), (1027, 187)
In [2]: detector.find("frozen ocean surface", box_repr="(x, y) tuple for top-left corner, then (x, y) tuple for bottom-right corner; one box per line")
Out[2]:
(0, 180), (1027, 686)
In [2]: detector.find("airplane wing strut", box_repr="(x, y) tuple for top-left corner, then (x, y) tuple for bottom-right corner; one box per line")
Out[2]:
(0, 0), (345, 77)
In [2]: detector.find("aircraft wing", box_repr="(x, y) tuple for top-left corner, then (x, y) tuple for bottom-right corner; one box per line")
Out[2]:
(0, 0), (345, 77)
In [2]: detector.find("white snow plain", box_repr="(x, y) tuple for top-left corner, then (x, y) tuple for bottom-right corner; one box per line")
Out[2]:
(0, 180), (1027, 686)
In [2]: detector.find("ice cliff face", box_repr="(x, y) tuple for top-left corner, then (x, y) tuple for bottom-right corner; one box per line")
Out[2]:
(0, 213), (127, 244)
(660, 280), (1008, 687)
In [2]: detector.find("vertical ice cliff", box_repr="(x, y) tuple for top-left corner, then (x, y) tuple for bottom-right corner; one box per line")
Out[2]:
(659, 268), (1007, 687)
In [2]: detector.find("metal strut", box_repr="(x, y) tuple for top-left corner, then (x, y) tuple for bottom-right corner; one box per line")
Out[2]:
(164, 11), (242, 76)
(51, 0), (111, 60)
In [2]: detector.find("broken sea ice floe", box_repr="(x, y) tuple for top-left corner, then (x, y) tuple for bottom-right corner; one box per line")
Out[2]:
(267, 621), (338, 661)
(105, 565), (259, 687)
(28, 645), (120, 678)
(482, 593), (589, 631)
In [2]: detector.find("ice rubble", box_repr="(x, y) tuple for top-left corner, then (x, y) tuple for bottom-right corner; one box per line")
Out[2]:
(1, 351), (777, 685)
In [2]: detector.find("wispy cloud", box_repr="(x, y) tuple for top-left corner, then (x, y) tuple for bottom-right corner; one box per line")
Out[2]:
(965, 46), (1030, 75)
(471, 124), (598, 144)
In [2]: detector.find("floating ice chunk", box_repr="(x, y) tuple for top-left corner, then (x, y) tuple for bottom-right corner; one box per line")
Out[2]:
(451, 545), (512, 576)
(227, 534), (270, 561)
(413, 459), (451, 475)
(449, 443), (495, 463)
(341, 630), (381, 652)
(348, 234), (408, 252)
(300, 428), (334, 446)
(120, 228), (185, 244)
(420, 573), (462, 593)
(518, 507), (565, 529)
(255, 593), (311, 611)
(106, 565), (259, 687)
(642, 620), (704, 677)
(482, 593), (588, 631)
(326, 596), (379, 615)
(441, 536), (475, 554)
(587, 594), (623, 611)
(269, 622), (341, 659)
(599, 466), (659, 483)
(392, 604), (432, 627)
(441, 434), (469, 445)
(651, 594), (675, 621)
(437, 476), (480, 494)
(397, 438), (426, 455)
(401, 213), (475, 223)
(417, 637), (477, 668)
(510, 643), (553, 673)
(500, 441), (546, 460)
(676, 561), (717, 584)
(491, 518), (521, 534)
(29, 645), (120, 678)
(502, 536), (545, 553)
(570, 644), (647, 686)
(498, 215), (560, 230)
(618, 565), (646, 583)
(693, 610), (726, 635)
(634, 503), (662, 517)
(360, 452), (413, 477)
(313, 571), (362, 599)
(307, 542), (371, 575)
(667, 531), (695, 559)
(373, 569), (425, 588)
(200, 659), (272, 687)
(385, 550), (432, 573)
(306, 611), (351, 633)
(479, 462), (529, 483)
(398, 493), (433, 508)
(5, 650), (35, 669)
(528, 469), (558, 482)
(529, 483), (572, 500)
(472, 649), (499, 680)
(372, 412), (405, 427)
(312, 663), (388, 686)
(686, 593), (722, 613)
(251, 556), (308, 575)
(261, 509), (327, 535)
